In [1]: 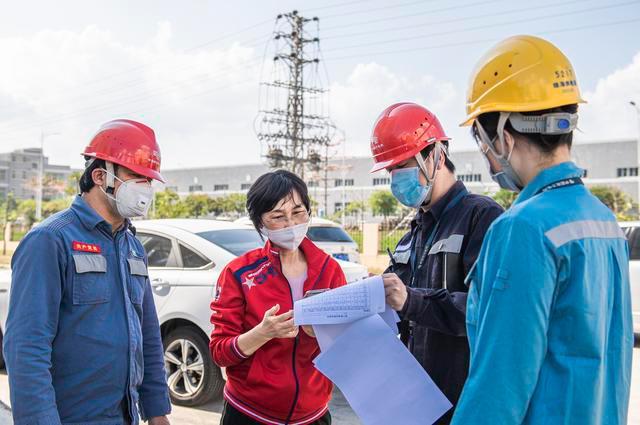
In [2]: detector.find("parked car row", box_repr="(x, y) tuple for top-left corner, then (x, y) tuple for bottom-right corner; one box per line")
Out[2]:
(0, 219), (637, 407)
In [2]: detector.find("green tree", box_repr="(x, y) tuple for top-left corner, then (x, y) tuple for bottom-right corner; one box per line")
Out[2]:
(65, 171), (83, 196)
(369, 190), (398, 222)
(153, 190), (186, 218)
(183, 194), (212, 218)
(42, 198), (72, 218)
(492, 189), (518, 210)
(590, 186), (637, 221)
(345, 200), (367, 223)
(219, 193), (247, 215)
(17, 199), (36, 228)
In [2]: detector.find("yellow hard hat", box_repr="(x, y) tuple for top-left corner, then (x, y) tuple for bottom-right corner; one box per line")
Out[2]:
(461, 35), (586, 126)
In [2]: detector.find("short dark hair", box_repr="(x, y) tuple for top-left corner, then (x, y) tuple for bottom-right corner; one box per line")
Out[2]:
(246, 170), (310, 233)
(421, 141), (455, 173)
(476, 104), (578, 154)
(79, 157), (105, 194)
(78, 157), (118, 194)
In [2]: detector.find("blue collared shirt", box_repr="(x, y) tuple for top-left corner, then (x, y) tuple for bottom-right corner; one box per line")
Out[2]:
(453, 162), (633, 424)
(4, 196), (171, 425)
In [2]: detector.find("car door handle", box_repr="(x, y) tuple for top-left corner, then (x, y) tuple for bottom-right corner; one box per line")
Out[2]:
(151, 278), (170, 290)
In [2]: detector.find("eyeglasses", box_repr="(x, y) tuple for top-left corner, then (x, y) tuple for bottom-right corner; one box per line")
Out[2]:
(263, 209), (310, 226)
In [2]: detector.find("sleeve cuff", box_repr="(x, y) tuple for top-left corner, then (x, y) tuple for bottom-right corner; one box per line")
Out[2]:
(139, 392), (172, 421)
(231, 336), (250, 360)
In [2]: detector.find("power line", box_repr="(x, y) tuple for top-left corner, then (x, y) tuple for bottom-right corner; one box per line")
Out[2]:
(322, 0), (585, 41)
(72, 18), (273, 88)
(323, 16), (640, 62)
(321, 0), (440, 20)
(0, 55), (265, 137)
(322, 0), (506, 31)
(323, 0), (639, 52)
(0, 33), (272, 115)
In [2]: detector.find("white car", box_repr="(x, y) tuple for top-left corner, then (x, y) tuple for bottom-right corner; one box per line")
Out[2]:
(235, 216), (361, 263)
(133, 219), (368, 406)
(620, 221), (640, 342)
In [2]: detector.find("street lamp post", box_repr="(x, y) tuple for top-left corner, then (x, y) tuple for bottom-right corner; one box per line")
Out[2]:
(35, 131), (60, 222)
(630, 101), (640, 212)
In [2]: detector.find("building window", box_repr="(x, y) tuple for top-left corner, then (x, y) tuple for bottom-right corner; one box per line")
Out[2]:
(373, 177), (390, 186)
(189, 184), (202, 192)
(214, 184), (229, 191)
(32, 162), (38, 169)
(22, 171), (27, 179)
(334, 202), (343, 212)
(617, 167), (639, 177)
(241, 183), (252, 190)
(458, 174), (482, 182)
(0, 170), (6, 181)
(345, 179), (354, 186)
(334, 179), (343, 187)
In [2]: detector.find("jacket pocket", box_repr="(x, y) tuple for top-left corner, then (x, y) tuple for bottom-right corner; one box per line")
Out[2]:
(127, 257), (148, 305)
(72, 254), (109, 305)
(429, 234), (464, 291)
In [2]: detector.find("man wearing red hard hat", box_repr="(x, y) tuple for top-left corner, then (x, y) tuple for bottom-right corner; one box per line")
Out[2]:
(4, 120), (171, 425)
(371, 103), (502, 424)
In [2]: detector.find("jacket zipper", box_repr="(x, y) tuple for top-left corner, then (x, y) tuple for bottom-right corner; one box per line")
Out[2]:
(279, 255), (300, 425)
(280, 254), (330, 424)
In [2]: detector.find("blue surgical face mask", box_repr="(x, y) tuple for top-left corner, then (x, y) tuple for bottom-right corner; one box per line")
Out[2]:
(474, 116), (524, 192)
(391, 167), (431, 208)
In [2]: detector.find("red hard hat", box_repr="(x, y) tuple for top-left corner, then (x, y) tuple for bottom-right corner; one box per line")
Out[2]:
(82, 119), (164, 183)
(370, 103), (450, 173)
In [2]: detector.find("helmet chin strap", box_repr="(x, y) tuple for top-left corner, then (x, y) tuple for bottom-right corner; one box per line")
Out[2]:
(415, 141), (442, 183)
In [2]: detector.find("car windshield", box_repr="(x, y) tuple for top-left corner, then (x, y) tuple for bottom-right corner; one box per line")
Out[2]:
(306, 226), (354, 243)
(196, 229), (264, 256)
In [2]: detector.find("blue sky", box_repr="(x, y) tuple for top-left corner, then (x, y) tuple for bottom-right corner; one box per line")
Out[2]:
(0, 0), (639, 169)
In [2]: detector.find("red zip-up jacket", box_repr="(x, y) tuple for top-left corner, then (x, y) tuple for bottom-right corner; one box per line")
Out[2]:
(210, 238), (346, 425)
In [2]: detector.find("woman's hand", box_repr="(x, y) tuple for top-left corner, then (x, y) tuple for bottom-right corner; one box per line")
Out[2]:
(237, 304), (299, 357)
(257, 304), (299, 340)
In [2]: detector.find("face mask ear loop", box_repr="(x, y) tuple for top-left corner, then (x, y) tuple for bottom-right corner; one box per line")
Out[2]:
(105, 162), (116, 195)
(415, 142), (441, 184)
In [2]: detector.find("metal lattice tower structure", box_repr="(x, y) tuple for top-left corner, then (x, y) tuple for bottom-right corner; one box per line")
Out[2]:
(256, 10), (335, 179)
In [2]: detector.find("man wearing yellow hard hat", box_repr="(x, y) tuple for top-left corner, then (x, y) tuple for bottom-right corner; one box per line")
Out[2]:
(452, 35), (633, 424)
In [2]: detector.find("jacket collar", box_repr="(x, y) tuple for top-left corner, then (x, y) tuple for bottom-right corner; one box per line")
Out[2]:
(263, 237), (330, 281)
(514, 161), (584, 206)
(71, 195), (131, 234)
(417, 180), (467, 225)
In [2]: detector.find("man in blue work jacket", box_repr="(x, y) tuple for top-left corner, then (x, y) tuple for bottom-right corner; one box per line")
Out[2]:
(4, 119), (172, 425)
(370, 103), (503, 424)
(452, 36), (633, 424)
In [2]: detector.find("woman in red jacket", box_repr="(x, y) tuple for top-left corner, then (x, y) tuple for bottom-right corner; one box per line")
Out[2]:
(210, 170), (346, 425)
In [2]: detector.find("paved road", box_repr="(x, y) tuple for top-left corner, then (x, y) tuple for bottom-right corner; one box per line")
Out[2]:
(0, 370), (360, 425)
(0, 348), (639, 424)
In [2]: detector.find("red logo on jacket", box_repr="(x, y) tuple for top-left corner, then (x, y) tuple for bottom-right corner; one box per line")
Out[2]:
(72, 241), (101, 253)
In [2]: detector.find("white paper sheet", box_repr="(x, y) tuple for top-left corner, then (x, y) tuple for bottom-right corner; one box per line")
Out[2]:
(294, 276), (386, 326)
(313, 315), (452, 425)
(295, 275), (451, 425)
(312, 304), (400, 352)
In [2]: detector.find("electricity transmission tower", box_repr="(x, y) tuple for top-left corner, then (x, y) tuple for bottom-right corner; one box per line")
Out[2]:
(255, 10), (335, 179)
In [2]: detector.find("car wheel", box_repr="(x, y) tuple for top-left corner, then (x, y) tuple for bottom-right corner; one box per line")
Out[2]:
(163, 327), (223, 406)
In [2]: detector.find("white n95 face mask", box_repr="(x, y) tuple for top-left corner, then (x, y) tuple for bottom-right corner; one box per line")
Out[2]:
(261, 222), (309, 251)
(100, 169), (154, 218)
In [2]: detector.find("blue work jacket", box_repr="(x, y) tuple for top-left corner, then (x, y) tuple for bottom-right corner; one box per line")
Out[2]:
(453, 162), (633, 424)
(4, 195), (171, 425)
